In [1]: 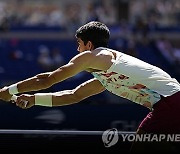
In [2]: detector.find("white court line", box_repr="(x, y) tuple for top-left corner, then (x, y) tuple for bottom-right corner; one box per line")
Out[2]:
(0, 129), (135, 135)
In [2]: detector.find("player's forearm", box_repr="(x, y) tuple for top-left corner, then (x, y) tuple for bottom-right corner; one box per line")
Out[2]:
(14, 72), (52, 93)
(16, 67), (73, 94)
(15, 90), (80, 108)
(52, 90), (79, 106)
(17, 77), (47, 93)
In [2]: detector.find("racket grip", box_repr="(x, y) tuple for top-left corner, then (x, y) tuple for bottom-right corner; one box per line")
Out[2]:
(11, 95), (28, 107)
(11, 95), (17, 101)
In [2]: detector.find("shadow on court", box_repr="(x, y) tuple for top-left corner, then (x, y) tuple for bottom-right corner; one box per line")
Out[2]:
(0, 134), (180, 154)
(0, 134), (132, 153)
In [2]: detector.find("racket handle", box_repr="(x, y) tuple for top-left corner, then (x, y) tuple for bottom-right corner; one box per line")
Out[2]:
(11, 95), (17, 101)
(11, 95), (28, 107)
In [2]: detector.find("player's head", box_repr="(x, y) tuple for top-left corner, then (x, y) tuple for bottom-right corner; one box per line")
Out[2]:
(75, 21), (110, 52)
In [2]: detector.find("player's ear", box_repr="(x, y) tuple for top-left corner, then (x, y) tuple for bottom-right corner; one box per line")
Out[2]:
(87, 41), (94, 50)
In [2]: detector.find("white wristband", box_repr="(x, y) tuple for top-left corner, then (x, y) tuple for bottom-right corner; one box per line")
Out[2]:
(8, 84), (19, 95)
(35, 93), (53, 107)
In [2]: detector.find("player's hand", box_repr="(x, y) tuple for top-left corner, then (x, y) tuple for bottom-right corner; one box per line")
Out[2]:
(16, 94), (35, 109)
(0, 87), (12, 102)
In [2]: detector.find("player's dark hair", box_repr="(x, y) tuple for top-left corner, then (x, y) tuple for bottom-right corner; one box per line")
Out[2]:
(75, 21), (110, 48)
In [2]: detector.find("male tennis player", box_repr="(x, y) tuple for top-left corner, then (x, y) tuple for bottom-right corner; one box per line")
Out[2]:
(0, 21), (180, 151)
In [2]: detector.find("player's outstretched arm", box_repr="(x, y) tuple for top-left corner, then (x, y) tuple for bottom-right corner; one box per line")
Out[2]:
(0, 72), (51, 102)
(15, 78), (105, 109)
(0, 51), (94, 102)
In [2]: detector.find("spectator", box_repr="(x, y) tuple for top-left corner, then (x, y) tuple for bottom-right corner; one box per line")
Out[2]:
(156, 37), (177, 65)
(37, 45), (53, 71)
(9, 49), (24, 61)
(51, 47), (65, 69)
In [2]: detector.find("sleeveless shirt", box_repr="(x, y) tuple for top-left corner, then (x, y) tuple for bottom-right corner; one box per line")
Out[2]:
(92, 48), (180, 109)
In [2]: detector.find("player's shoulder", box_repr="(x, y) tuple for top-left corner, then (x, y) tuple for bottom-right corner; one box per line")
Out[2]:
(94, 47), (121, 55)
(71, 50), (95, 63)
(79, 50), (93, 56)
(77, 50), (97, 59)
(93, 47), (119, 60)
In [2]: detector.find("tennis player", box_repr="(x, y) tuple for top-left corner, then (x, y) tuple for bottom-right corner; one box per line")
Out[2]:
(0, 21), (180, 151)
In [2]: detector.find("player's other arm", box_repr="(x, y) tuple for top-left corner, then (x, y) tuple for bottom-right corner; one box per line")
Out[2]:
(16, 78), (105, 108)
(52, 78), (105, 106)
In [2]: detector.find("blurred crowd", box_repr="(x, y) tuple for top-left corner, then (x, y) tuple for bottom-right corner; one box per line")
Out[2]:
(129, 0), (180, 27)
(0, 0), (179, 32)
(0, 0), (117, 32)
